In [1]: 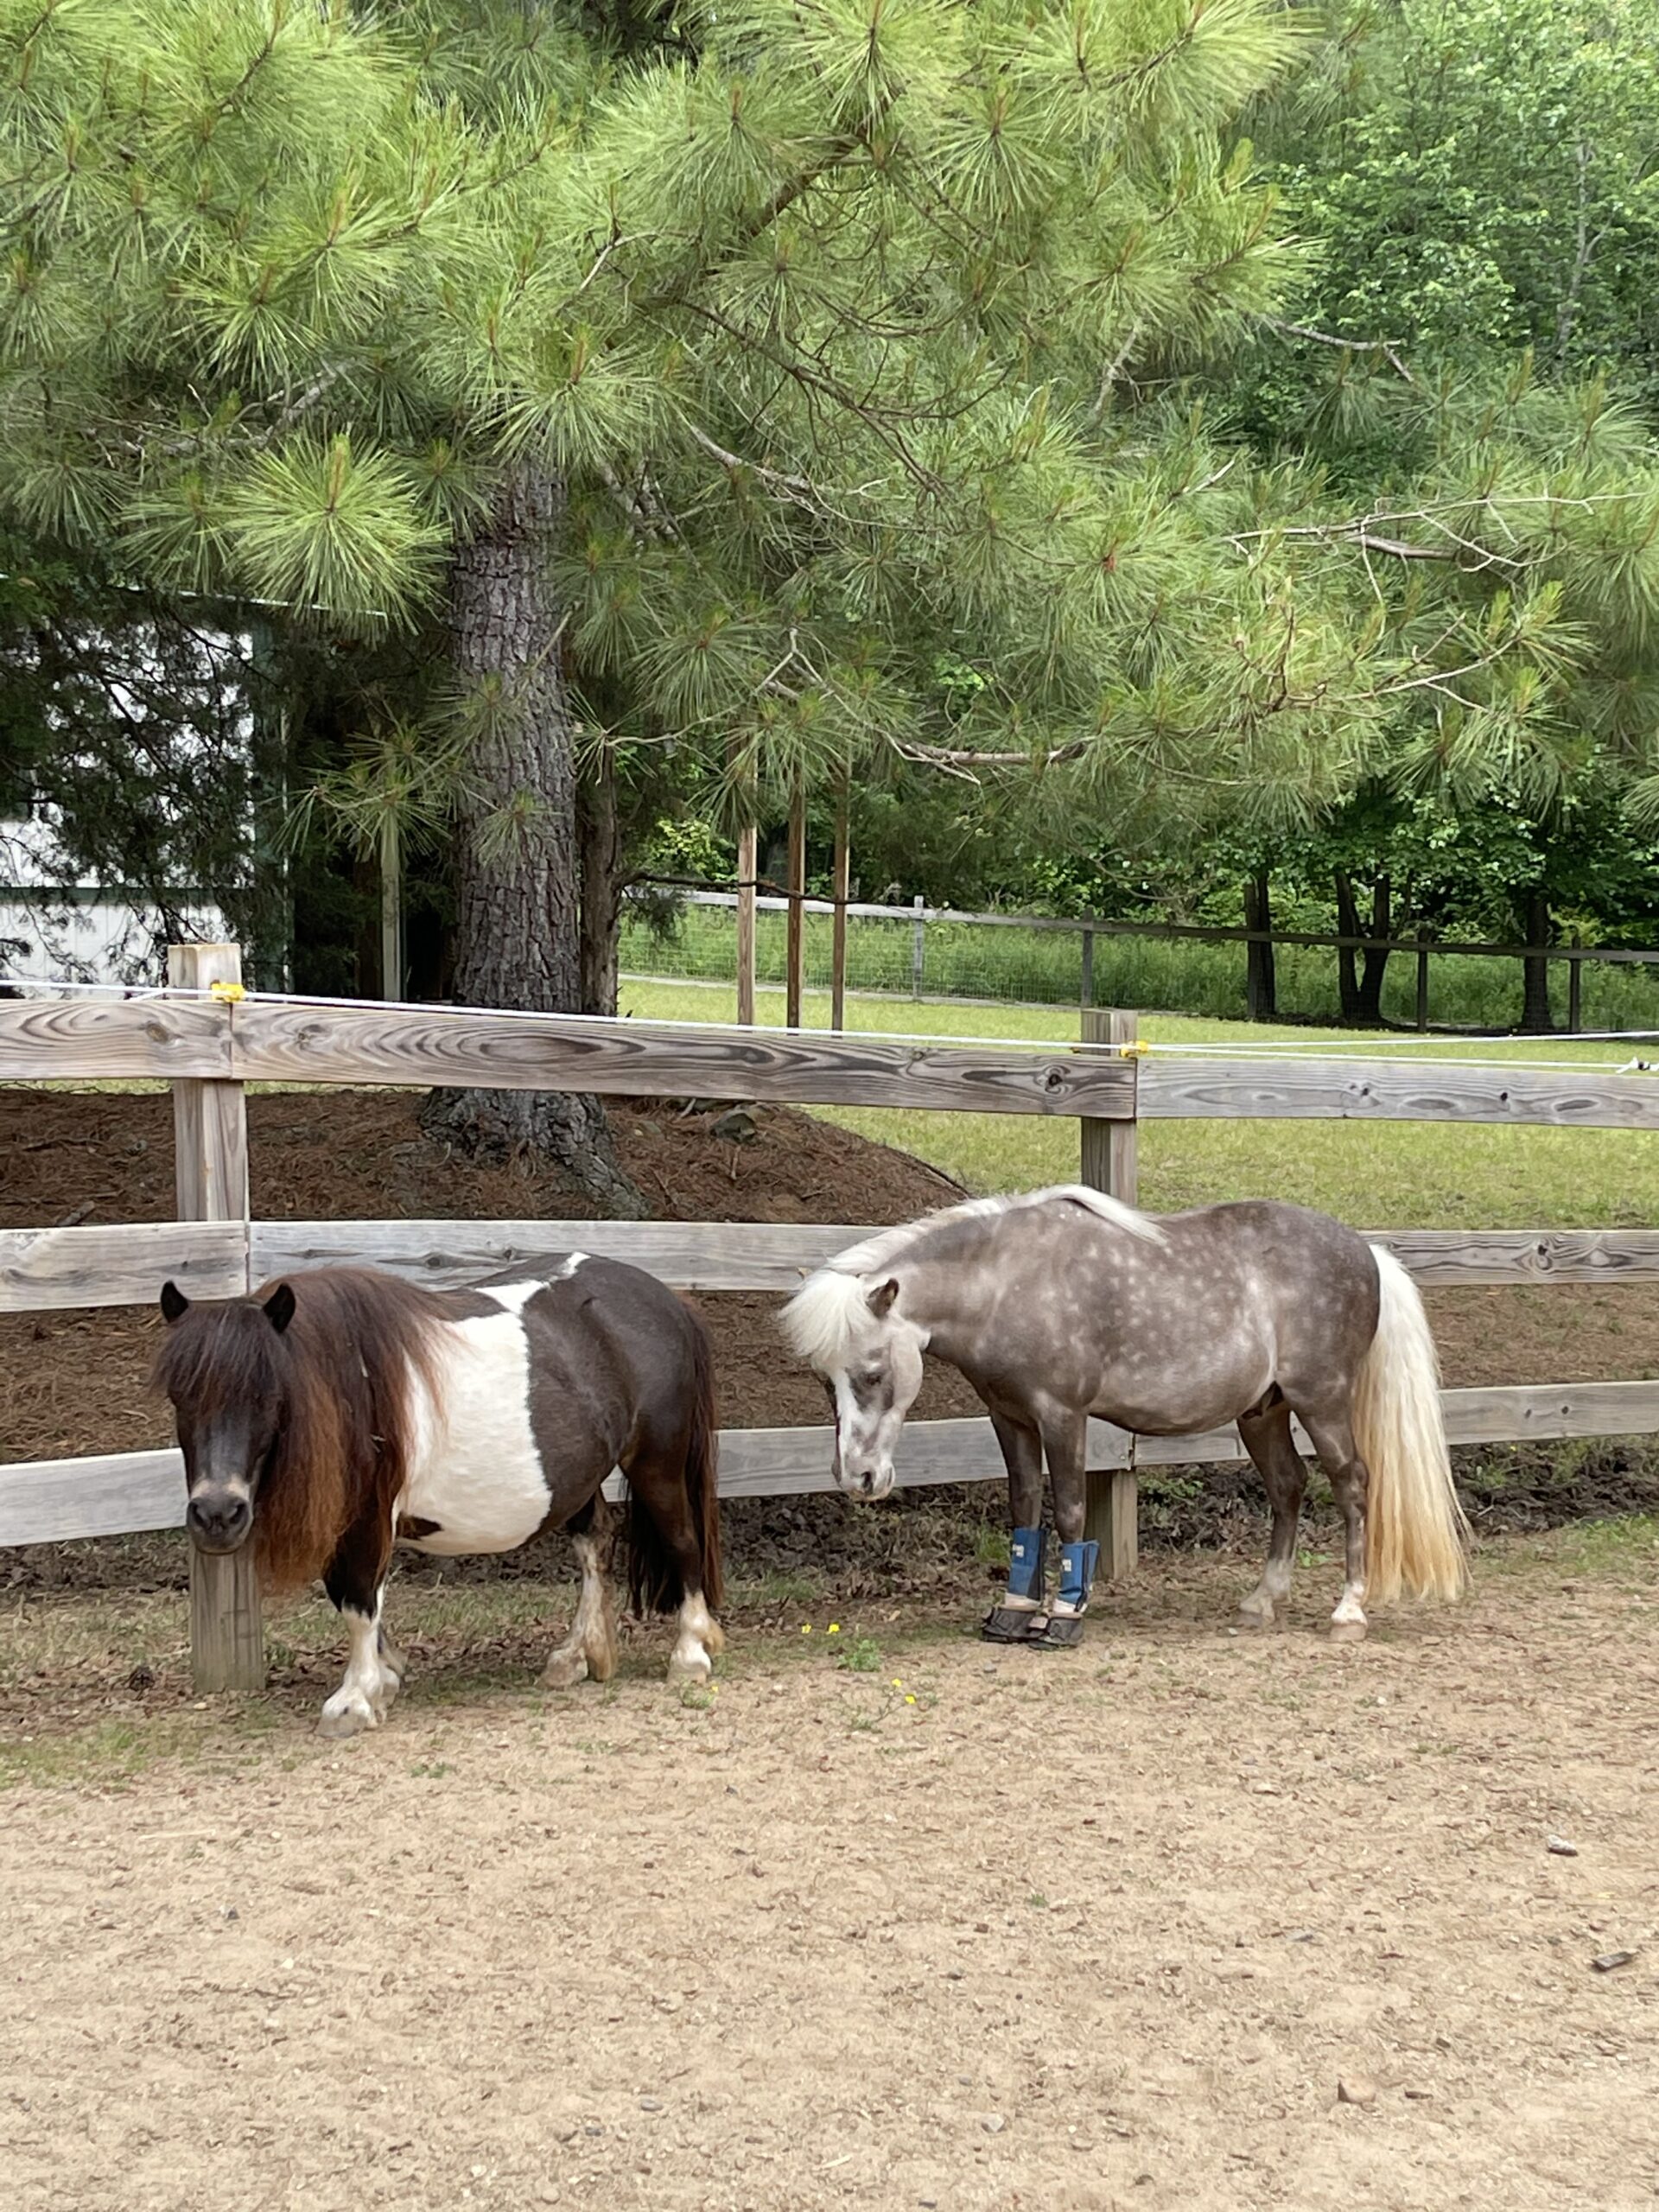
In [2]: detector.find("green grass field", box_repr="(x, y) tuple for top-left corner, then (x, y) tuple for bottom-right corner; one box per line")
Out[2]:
(620, 977), (1659, 1229)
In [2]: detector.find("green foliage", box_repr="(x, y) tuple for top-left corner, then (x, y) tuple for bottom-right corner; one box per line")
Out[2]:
(5, 0), (1659, 1001)
(1267, 0), (1659, 385)
(1228, 0), (1659, 916)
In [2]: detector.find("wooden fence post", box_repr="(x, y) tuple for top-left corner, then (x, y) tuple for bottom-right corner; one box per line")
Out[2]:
(785, 784), (806, 1030)
(911, 894), (925, 999)
(1080, 1006), (1139, 1582)
(1416, 929), (1430, 1033)
(1568, 939), (1583, 1036)
(830, 793), (850, 1033)
(735, 823), (757, 1027)
(379, 817), (404, 1003)
(169, 941), (264, 1694)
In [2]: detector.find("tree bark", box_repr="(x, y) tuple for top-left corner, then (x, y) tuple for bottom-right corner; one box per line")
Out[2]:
(1519, 885), (1555, 1033)
(577, 741), (623, 1018)
(420, 462), (645, 1213)
(1244, 871), (1276, 1022)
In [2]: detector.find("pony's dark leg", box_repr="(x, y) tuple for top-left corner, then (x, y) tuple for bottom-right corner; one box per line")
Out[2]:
(1290, 1399), (1371, 1640)
(319, 1505), (399, 1739)
(988, 1408), (1046, 1613)
(626, 1447), (725, 1682)
(1236, 1398), (1307, 1627)
(1040, 1408), (1088, 1545)
(541, 1492), (619, 1691)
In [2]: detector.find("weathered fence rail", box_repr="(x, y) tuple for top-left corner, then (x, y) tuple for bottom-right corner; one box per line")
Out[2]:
(10, 1217), (1659, 1313)
(1135, 1058), (1659, 1129)
(0, 994), (1136, 1118)
(10, 1380), (1659, 1554)
(3, 964), (1658, 1695)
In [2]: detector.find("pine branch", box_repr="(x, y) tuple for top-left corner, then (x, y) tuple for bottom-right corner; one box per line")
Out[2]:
(1261, 315), (1417, 387)
(895, 738), (1089, 771)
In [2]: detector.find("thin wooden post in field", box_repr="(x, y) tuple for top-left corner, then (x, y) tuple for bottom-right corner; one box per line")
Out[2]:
(785, 782), (806, 1030)
(1416, 928), (1431, 1033)
(735, 823), (758, 1027)
(1080, 1005), (1139, 1582)
(168, 941), (264, 1694)
(830, 791), (851, 1033)
(379, 817), (404, 1002)
(1568, 940), (1583, 1035)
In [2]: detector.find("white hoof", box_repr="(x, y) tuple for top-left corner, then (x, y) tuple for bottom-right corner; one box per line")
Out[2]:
(1238, 1593), (1277, 1628)
(1329, 1617), (1368, 1644)
(318, 1693), (381, 1739)
(666, 1643), (713, 1684)
(540, 1647), (591, 1691)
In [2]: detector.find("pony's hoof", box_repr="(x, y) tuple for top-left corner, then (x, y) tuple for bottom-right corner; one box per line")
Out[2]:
(318, 1697), (378, 1739)
(1237, 1599), (1277, 1630)
(540, 1649), (590, 1691)
(1329, 1618), (1368, 1643)
(666, 1646), (714, 1684)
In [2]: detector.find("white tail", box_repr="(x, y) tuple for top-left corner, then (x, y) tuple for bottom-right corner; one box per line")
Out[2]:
(1351, 1246), (1470, 1602)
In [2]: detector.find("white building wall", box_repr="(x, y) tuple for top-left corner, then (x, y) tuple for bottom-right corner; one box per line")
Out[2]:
(0, 817), (229, 993)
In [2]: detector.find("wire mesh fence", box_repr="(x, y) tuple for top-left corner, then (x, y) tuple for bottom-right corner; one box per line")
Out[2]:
(620, 889), (1659, 1033)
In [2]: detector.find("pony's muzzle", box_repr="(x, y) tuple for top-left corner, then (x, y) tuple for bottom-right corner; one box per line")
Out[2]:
(186, 1491), (252, 1553)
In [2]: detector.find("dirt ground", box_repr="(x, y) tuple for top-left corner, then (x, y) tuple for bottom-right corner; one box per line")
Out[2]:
(5, 1087), (1659, 1471)
(3, 1539), (1657, 2212)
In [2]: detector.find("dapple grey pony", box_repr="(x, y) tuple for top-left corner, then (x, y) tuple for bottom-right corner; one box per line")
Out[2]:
(781, 1186), (1467, 1643)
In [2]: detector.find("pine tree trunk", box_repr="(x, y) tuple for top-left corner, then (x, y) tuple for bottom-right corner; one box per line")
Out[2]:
(420, 462), (645, 1214)
(578, 744), (622, 1019)
(1244, 872), (1276, 1021)
(1518, 885), (1555, 1033)
(1357, 874), (1391, 1027)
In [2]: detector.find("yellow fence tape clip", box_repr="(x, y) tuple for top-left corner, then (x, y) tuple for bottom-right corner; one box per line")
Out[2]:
(1118, 1039), (1151, 1060)
(208, 981), (246, 1003)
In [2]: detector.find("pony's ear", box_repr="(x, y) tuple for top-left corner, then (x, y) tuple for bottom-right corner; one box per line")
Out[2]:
(160, 1281), (189, 1324)
(263, 1282), (297, 1335)
(866, 1277), (900, 1320)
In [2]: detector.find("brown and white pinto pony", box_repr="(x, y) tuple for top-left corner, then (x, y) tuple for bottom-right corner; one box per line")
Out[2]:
(155, 1256), (723, 1736)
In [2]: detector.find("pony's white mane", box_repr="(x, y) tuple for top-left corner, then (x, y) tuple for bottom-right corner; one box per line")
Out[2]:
(779, 1185), (1165, 1371)
(779, 1268), (889, 1373)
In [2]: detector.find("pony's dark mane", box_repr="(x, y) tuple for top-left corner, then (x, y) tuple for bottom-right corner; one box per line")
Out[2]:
(153, 1268), (449, 1592)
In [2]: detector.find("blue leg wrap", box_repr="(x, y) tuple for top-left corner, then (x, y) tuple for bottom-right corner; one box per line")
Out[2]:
(1007, 1526), (1047, 1604)
(1058, 1540), (1099, 1615)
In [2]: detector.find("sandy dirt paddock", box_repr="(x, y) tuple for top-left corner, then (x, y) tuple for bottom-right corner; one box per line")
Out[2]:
(3, 1541), (1657, 2212)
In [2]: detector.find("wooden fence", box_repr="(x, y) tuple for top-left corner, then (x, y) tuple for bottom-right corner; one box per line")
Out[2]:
(4, 950), (1659, 1695)
(664, 886), (1657, 1034)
